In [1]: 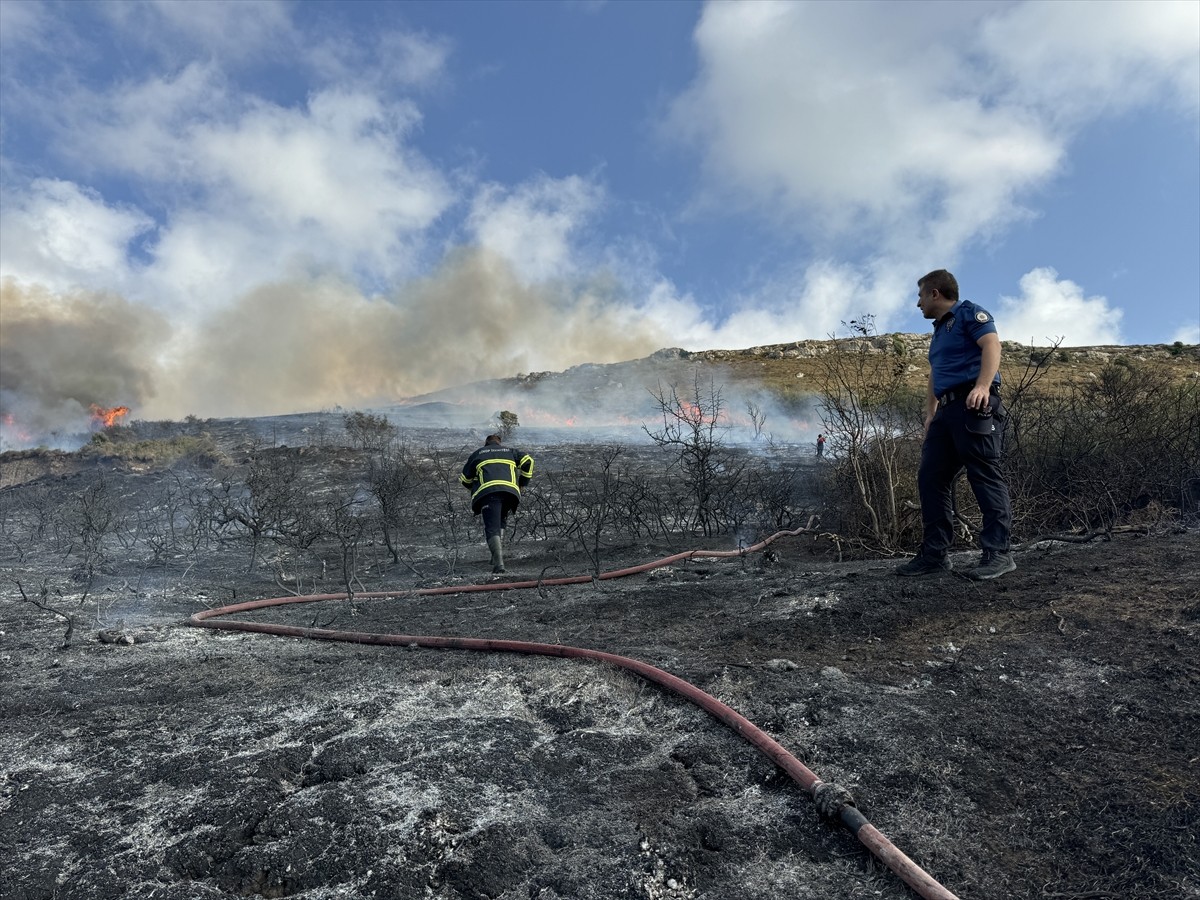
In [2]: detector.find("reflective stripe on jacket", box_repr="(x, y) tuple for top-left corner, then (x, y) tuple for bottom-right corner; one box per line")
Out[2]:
(460, 445), (534, 512)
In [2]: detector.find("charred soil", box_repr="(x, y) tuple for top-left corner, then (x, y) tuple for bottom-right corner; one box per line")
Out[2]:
(1, 437), (1198, 900)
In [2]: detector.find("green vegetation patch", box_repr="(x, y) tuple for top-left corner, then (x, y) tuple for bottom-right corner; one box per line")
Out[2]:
(83, 430), (224, 466)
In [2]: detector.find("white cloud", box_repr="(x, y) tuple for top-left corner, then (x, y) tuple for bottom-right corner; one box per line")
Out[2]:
(100, 0), (295, 65)
(307, 28), (452, 91)
(15, 71), (455, 312)
(997, 268), (1123, 347)
(373, 30), (451, 87)
(467, 175), (604, 283)
(137, 211), (282, 318)
(193, 89), (448, 250)
(635, 259), (908, 350)
(3, 0), (458, 313)
(0, 0), (54, 56)
(1170, 319), (1200, 346)
(70, 73), (450, 249)
(131, 0), (452, 91)
(669, 1), (1063, 270)
(668, 0), (1198, 327)
(0, 179), (151, 293)
(67, 62), (233, 180)
(980, 0), (1200, 119)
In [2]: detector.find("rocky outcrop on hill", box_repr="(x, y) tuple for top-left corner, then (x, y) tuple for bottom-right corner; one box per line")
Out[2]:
(655, 336), (1195, 364)
(402, 335), (1199, 413)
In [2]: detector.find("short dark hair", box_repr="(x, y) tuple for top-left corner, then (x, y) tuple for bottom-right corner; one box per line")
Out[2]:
(918, 269), (958, 303)
(485, 433), (502, 445)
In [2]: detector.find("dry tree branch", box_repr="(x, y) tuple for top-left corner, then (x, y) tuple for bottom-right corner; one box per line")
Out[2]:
(11, 577), (75, 648)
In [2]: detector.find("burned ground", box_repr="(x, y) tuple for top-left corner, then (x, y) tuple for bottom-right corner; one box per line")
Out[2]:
(1, 424), (1197, 900)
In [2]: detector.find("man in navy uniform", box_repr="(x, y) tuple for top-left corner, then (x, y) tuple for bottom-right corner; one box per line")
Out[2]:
(896, 269), (1016, 580)
(461, 434), (534, 574)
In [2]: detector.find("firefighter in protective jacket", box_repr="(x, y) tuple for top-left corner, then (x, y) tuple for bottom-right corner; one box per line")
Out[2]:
(460, 434), (534, 573)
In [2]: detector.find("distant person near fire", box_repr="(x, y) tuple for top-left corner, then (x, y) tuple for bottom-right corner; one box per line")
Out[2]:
(816, 433), (826, 458)
(460, 434), (535, 574)
(895, 269), (1016, 581)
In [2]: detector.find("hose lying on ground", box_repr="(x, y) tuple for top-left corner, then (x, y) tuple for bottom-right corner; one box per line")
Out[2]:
(187, 526), (961, 900)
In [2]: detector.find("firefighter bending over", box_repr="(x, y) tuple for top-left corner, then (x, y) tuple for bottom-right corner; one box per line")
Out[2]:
(460, 433), (535, 574)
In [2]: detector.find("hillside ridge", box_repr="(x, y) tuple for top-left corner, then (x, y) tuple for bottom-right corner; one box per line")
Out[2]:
(406, 334), (1200, 407)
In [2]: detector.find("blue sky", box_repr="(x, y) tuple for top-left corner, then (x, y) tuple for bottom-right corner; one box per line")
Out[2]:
(1, 0), (1198, 427)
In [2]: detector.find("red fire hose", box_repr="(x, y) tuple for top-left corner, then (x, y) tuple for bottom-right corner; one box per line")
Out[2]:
(187, 527), (960, 900)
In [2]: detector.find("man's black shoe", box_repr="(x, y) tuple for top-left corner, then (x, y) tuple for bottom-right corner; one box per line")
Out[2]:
(894, 554), (952, 577)
(968, 551), (1016, 581)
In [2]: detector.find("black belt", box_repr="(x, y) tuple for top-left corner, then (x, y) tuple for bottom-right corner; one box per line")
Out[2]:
(938, 382), (999, 406)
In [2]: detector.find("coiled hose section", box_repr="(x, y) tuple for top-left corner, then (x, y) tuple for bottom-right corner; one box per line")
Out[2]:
(187, 526), (960, 900)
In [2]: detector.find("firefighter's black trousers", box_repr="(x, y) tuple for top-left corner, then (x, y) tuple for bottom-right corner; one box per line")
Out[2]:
(479, 494), (517, 541)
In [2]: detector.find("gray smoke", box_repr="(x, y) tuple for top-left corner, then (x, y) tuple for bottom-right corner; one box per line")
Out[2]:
(392, 355), (824, 449)
(0, 279), (170, 448)
(1, 249), (675, 446)
(157, 247), (670, 418)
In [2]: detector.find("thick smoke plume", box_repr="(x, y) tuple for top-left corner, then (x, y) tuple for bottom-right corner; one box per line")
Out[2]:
(0, 280), (169, 448)
(1, 249), (672, 447)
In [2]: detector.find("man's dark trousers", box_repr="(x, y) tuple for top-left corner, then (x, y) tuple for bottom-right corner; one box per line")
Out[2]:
(917, 399), (1012, 557)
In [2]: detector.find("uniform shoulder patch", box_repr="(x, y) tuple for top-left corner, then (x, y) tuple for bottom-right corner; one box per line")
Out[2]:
(975, 311), (990, 323)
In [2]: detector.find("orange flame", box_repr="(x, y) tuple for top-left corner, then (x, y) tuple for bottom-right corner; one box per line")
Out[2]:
(678, 400), (730, 425)
(90, 404), (131, 428)
(1, 413), (36, 445)
(520, 408), (579, 427)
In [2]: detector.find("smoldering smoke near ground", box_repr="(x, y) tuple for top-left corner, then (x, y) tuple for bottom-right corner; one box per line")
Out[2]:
(416, 365), (824, 447)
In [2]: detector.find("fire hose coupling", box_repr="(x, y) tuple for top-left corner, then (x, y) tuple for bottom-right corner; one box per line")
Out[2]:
(812, 780), (857, 819)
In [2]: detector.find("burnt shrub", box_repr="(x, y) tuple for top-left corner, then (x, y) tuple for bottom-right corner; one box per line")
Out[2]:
(810, 316), (926, 551)
(342, 411), (397, 452)
(643, 372), (746, 537)
(61, 472), (124, 582)
(204, 448), (322, 570)
(1004, 361), (1200, 534)
(814, 437), (924, 550)
(368, 445), (423, 565)
(805, 335), (1198, 549)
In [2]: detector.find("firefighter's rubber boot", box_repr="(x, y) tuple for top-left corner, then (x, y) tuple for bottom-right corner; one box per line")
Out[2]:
(487, 535), (505, 574)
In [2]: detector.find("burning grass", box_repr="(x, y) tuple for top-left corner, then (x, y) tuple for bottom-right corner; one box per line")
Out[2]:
(88, 404), (131, 428)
